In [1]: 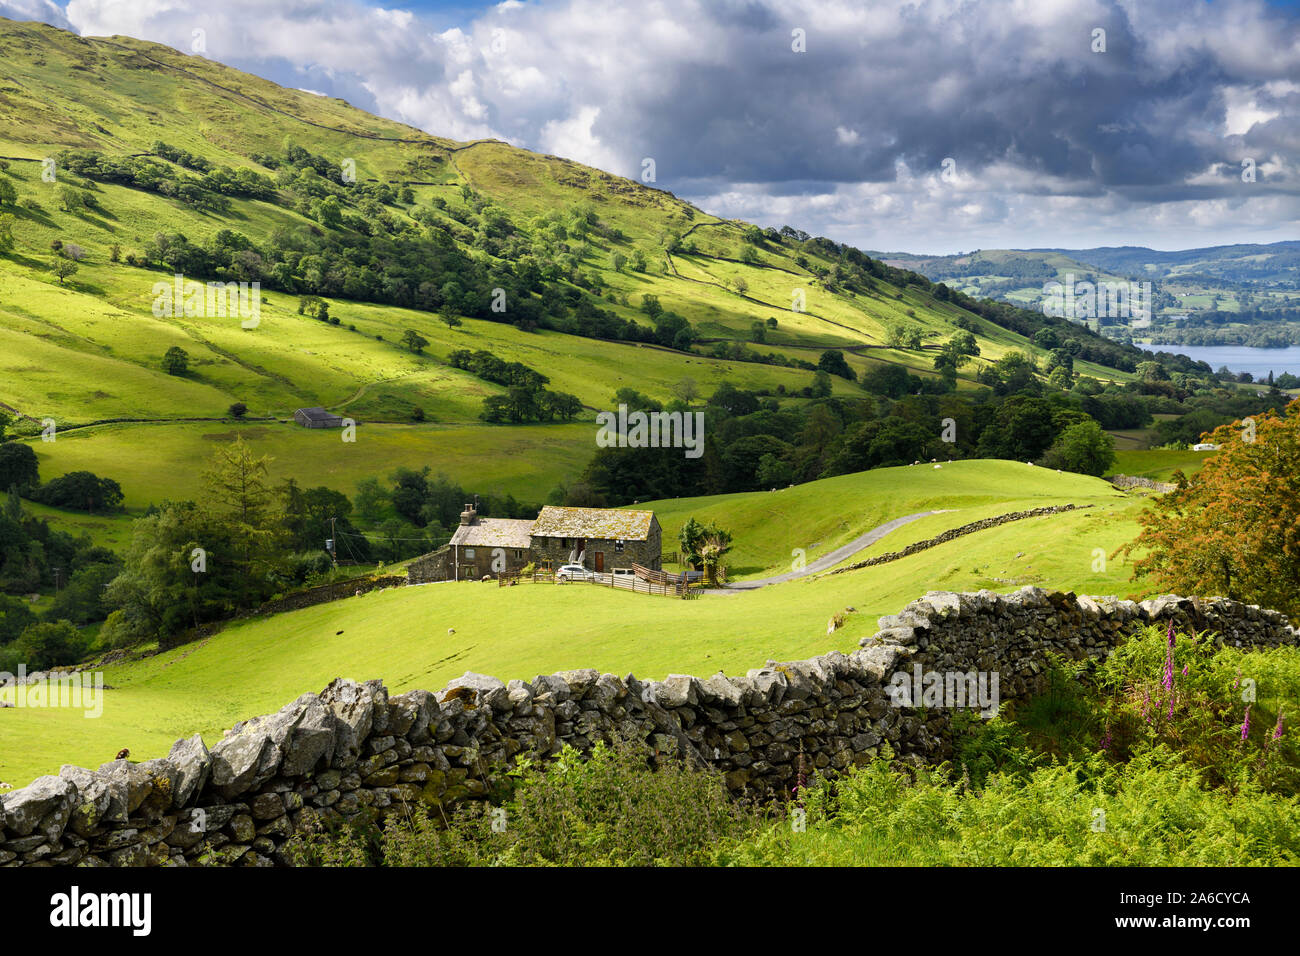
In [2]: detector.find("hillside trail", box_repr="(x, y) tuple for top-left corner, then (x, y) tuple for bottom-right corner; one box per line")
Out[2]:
(715, 509), (951, 591)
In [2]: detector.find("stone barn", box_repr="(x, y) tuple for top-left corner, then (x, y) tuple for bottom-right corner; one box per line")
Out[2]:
(528, 506), (661, 573)
(294, 407), (345, 428)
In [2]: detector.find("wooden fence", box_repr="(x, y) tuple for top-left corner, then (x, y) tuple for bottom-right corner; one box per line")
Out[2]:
(498, 566), (699, 598)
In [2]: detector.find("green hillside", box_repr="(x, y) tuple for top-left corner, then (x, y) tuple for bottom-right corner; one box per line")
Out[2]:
(0, 16), (1147, 526)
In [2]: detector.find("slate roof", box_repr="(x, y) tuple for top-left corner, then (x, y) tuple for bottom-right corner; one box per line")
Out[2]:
(530, 506), (656, 541)
(449, 518), (535, 550)
(295, 407), (343, 424)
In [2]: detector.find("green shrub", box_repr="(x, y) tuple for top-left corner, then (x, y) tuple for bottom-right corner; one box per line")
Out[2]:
(286, 739), (760, 867)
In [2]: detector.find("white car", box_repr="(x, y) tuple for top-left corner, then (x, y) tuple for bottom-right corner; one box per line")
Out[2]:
(556, 563), (596, 582)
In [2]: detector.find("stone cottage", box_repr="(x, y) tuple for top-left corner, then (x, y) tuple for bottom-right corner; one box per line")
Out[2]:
(447, 504), (533, 579)
(405, 504), (663, 583)
(528, 505), (661, 573)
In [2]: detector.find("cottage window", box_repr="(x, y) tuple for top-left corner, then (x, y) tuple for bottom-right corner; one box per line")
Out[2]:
(465, 548), (475, 559)
(614, 540), (625, 553)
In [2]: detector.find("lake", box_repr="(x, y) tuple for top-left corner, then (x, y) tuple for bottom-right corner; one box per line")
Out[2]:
(1142, 344), (1300, 379)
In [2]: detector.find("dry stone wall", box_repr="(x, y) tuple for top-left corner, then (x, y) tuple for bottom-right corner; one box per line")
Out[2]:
(821, 504), (1088, 577)
(1109, 474), (1177, 493)
(3, 587), (1296, 867)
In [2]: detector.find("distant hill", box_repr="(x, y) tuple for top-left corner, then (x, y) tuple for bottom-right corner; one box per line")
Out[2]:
(874, 242), (1300, 346)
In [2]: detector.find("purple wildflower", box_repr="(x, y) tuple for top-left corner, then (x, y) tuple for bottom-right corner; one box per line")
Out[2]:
(1099, 727), (1112, 753)
(1274, 708), (1284, 742)
(1241, 704), (1252, 743)
(1182, 664), (1189, 676)
(1162, 621), (1176, 693)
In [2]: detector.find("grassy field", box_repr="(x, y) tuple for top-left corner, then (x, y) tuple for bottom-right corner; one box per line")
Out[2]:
(26, 419), (594, 514)
(1107, 447), (1215, 482)
(0, 461), (1153, 789)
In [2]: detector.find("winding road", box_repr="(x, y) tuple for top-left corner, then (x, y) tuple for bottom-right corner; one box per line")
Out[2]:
(719, 509), (952, 591)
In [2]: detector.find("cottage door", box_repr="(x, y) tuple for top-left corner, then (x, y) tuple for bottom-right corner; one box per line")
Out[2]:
(594, 551), (604, 572)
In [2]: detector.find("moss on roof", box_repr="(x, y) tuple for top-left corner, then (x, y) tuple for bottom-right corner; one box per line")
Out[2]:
(449, 518), (535, 549)
(530, 506), (656, 540)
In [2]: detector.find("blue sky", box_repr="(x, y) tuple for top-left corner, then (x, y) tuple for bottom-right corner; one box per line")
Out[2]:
(3, 0), (1297, 254)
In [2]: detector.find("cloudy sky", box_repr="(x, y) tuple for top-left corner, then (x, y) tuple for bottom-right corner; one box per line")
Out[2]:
(4, 0), (1298, 253)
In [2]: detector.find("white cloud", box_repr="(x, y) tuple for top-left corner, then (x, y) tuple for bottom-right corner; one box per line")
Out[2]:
(21, 0), (1294, 252)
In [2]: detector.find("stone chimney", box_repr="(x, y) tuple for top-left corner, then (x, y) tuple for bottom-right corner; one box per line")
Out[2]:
(460, 503), (477, 526)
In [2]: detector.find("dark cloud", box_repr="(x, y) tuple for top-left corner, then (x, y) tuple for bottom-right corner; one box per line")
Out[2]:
(39, 0), (1300, 249)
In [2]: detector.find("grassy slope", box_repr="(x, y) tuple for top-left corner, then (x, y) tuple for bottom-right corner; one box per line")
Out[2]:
(643, 458), (1130, 579)
(0, 17), (1133, 529)
(0, 461), (1152, 788)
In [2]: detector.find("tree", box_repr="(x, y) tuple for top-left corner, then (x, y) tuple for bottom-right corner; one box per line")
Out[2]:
(810, 369), (833, 398)
(641, 294), (663, 319)
(1040, 420), (1115, 476)
(57, 186), (84, 213)
(202, 437), (280, 595)
(1125, 400), (1300, 615)
(3, 620), (86, 670)
(0, 177), (16, 206)
(1047, 366), (1074, 390)
(0, 212), (14, 253)
(886, 323), (922, 349)
(161, 346), (189, 375)
(30, 471), (124, 512)
(228, 402), (248, 419)
(51, 257), (78, 284)
(0, 442), (39, 492)
(46, 562), (120, 625)
(750, 321), (767, 343)
(818, 349), (855, 381)
(978, 350), (1039, 396)
(440, 306), (462, 330)
(698, 532), (732, 586)
(672, 378), (699, 403)
(678, 518), (732, 580)
(402, 329), (430, 353)
(0, 593), (36, 645)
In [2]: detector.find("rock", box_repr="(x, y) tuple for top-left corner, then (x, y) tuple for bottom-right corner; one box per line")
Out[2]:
(2, 775), (76, 837)
(653, 674), (700, 708)
(167, 735), (211, 807)
(228, 814), (256, 842)
(251, 792), (285, 821)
